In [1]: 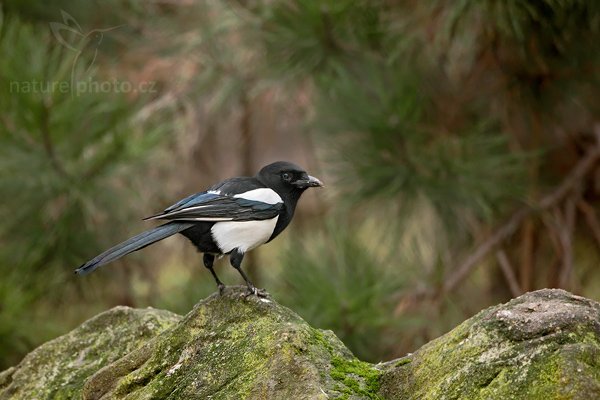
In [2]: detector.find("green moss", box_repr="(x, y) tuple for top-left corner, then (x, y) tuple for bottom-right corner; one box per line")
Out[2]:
(330, 356), (382, 399)
(0, 307), (181, 400)
(393, 357), (411, 367)
(310, 329), (336, 353)
(306, 327), (382, 398)
(78, 288), (370, 399)
(379, 289), (600, 400)
(7, 287), (599, 400)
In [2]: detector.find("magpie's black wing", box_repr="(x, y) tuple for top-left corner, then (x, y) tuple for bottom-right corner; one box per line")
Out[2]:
(144, 178), (283, 222)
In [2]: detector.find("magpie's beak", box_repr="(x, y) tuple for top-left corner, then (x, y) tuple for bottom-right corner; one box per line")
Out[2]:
(293, 175), (324, 188)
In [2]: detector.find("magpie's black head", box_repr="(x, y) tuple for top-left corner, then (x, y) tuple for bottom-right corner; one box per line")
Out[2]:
(257, 161), (323, 195)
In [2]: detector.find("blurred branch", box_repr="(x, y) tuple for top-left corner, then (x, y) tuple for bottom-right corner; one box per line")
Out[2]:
(0, 114), (38, 150)
(40, 103), (69, 179)
(519, 220), (535, 292)
(133, 92), (177, 123)
(576, 199), (600, 248)
(442, 207), (528, 296)
(558, 198), (577, 289)
(442, 132), (600, 296)
(540, 211), (565, 287)
(496, 250), (522, 297)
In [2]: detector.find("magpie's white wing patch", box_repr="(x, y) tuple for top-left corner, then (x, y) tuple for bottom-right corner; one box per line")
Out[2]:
(144, 189), (283, 222)
(234, 188), (282, 204)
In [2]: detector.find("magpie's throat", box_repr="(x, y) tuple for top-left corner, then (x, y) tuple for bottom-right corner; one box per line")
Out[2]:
(267, 188), (304, 242)
(281, 188), (305, 215)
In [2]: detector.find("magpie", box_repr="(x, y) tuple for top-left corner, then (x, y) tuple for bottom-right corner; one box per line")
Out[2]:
(75, 161), (323, 295)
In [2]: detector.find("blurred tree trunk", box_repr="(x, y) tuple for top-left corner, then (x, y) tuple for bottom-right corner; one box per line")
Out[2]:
(240, 88), (259, 285)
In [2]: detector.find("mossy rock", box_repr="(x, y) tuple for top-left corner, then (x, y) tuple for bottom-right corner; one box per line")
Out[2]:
(0, 306), (181, 400)
(378, 288), (600, 399)
(0, 286), (381, 400)
(2, 287), (600, 399)
(82, 286), (379, 399)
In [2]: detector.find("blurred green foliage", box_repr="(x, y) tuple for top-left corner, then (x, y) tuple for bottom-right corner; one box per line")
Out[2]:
(276, 222), (406, 361)
(0, 11), (170, 366)
(254, 0), (600, 362)
(1, 0), (600, 370)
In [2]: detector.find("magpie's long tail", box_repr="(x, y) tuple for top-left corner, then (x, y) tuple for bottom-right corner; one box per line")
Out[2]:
(75, 222), (194, 275)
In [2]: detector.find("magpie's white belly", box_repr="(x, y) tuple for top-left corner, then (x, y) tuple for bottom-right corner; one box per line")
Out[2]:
(211, 216), (279, 254)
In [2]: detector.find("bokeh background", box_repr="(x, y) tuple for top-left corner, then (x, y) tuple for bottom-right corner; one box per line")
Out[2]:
(1, 0), (600, 369)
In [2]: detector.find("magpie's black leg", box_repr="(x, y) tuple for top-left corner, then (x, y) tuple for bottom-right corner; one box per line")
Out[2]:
(230, 250), (266, 297)
(203, 253), (225, 294)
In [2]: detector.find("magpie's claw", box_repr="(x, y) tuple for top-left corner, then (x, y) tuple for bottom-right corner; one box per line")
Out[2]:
(217, 283), (226, 295)
(244, 285), (268, 298)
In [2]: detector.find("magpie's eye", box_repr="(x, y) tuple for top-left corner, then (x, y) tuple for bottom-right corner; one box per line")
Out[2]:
(281, 172), (292, 182)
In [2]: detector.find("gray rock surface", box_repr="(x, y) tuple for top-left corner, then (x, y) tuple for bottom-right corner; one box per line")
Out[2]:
(379, 288), (600, 399)
(1, 287), (599, 400)
(0, 306), (180, 400)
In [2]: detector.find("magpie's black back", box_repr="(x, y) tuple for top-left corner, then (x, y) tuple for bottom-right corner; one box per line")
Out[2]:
(75, 161), (323, 295)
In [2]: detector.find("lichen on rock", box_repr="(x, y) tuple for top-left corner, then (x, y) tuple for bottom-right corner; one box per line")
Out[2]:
(378, 289), (600, 400)
(81, 286), (380, 400)
(1, 287), (599, 399)
(0, 306), (181, 400)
